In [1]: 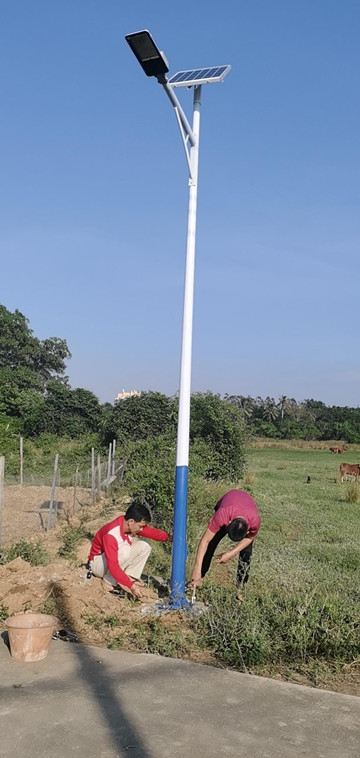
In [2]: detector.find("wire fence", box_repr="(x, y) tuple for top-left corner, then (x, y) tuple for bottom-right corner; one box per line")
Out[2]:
(0, 442), (126, 546)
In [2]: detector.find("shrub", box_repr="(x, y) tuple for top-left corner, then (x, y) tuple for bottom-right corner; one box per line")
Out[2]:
(5, 539), (50, 566)
(124, 433), (221, 530)
(57, 525), (88, 559)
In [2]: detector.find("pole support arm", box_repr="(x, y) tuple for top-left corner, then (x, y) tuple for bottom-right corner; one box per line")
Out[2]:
(158, 78), (196, 146)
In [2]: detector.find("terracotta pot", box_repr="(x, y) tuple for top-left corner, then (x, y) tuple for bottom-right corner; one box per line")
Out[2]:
(6, 613), (58, 662)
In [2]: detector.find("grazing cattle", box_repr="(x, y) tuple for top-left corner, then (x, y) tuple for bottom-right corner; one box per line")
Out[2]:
(330, 446), (347, 454)
(340, 463), (360, 482)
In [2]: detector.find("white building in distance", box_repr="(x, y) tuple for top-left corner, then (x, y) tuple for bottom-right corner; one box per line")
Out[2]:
(115, 389), (141, 401)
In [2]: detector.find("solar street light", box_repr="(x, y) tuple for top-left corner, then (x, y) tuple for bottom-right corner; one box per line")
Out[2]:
(125, 30), (169, 77)
(126, 31), (231, 609)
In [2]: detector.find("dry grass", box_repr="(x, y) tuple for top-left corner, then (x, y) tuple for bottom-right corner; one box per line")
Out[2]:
(344, 482), (360, 503)
(248, 437), (353, 451)
(242, 471), (256, 487)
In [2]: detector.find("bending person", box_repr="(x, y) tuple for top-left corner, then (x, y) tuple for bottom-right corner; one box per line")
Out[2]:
(190, 489), (260, 601)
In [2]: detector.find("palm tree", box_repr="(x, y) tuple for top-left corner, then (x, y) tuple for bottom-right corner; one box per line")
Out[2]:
(263, 398), (279, 423)
(278, 395), (288, 421)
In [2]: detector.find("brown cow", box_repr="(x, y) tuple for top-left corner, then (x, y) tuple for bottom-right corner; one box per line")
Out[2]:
(330, 446), (347, 454)
(340, 463), (360, 482)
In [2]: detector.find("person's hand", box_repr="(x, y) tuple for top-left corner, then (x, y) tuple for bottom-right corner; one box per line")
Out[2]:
(130, 581), (146, 599)
(190, 570), (203, 589)
(215, 552), (232, 565)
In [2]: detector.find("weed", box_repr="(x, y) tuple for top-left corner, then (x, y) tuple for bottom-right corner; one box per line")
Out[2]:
(344, 482), (360, 503)
(83, 613), (104, 631)
(104, 615), (120, 628)
(243, 471), (256, 488)
(108, 634), (125, 649)
(57, 525), (87, 560)
(0, 604), (9, 621)
(5, 540), (50, 566)
(37, 595), (57, 616)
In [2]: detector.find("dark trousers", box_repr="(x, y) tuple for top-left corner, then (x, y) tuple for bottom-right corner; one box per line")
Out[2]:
(201, 525), (253, 588)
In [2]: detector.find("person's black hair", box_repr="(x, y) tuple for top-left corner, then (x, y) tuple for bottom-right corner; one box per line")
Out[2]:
(226, 518), (248, 542)
(125, 502), (151, 523)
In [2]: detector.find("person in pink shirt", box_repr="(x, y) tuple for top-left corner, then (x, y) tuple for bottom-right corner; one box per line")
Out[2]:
(190, 489), (261, 601)
(88, 502), (171, 599)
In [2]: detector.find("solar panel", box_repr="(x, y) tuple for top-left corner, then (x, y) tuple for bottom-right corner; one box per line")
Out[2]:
(168, 65), (231, 87)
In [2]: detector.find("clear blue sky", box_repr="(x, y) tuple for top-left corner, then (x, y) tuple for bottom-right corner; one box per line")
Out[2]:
(1, 1), (359, 406)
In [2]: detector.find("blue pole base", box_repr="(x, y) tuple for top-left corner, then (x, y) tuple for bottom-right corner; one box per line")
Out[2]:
(165, 593), (190, 611)
(170, 465), (188, 605)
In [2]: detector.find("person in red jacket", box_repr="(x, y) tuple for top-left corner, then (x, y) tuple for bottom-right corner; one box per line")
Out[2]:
(190, 489), (261, 602)
(88, 502), (170, 599)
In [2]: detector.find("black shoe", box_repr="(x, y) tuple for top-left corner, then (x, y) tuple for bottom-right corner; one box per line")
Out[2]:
(109, 588), (126, 598)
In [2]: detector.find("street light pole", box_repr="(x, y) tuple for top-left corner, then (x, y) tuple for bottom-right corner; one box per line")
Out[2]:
(125, 31), (230, 609)
(169, 84), (201, 607)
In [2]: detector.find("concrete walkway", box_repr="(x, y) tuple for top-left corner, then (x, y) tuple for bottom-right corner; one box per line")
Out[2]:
(0, 638), (359, 758)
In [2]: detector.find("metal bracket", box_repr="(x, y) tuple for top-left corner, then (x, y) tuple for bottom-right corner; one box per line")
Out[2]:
(174, 107), (193, 180)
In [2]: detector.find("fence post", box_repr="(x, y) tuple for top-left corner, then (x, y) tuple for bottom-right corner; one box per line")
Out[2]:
(47, 454), (59, 531)
(112, 439), (116, 476)
(0, 456), (4, 545)
(97, 455), (102, 498)
(73, 465), (79, 515)
(107, 443), (112, 488)
(91, 448), (95, 505)
(20, 436), (23, 486)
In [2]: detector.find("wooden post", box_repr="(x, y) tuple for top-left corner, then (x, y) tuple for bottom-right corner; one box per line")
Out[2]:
(112, 439), (116, 476)
(47, 454), (59, 531)
(20, 436), (23, 486)
(107, 443), (112, 488)
(91, 448), (95, 504)
(97, 455), (101, 498)
(0, 456), (4, 545)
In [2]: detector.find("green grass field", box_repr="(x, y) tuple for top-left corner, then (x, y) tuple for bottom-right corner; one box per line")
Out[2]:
(248, 445), (360, 579)
(187, 445), (359, 683)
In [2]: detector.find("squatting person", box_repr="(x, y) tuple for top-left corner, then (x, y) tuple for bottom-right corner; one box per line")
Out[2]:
(190, 489), (261, 601)
(88, 502), (171, 599)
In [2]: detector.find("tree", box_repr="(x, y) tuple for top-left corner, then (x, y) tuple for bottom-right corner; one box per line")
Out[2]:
(262, 398), (279, 423)
(190, 392), (247, 479)
(23, 379), (103, 438)
(101, 391), (176, 447)
(0, 305), (71, 420)
(277, 395), (288, 421)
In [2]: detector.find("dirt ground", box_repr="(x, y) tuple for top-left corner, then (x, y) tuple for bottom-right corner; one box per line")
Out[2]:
(1, 484), (92, 545)
(0, 488), (359, 698)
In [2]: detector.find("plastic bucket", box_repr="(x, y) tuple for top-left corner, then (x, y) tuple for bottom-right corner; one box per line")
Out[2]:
(5, 613), (58, 662)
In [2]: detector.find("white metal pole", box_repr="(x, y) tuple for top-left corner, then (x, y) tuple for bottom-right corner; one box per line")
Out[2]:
(170, 85), (201, 606)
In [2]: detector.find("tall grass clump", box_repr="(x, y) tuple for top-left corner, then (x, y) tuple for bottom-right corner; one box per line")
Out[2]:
(198, 579), (360, 671)
(344, 482), (360, 503)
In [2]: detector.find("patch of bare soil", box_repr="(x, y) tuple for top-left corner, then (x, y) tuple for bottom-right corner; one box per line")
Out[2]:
(1, 484), (92, 545)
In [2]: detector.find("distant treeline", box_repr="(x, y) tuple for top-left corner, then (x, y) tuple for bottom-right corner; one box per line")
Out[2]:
(224, 394), (360, 443)
(1, 304), (359, 446)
